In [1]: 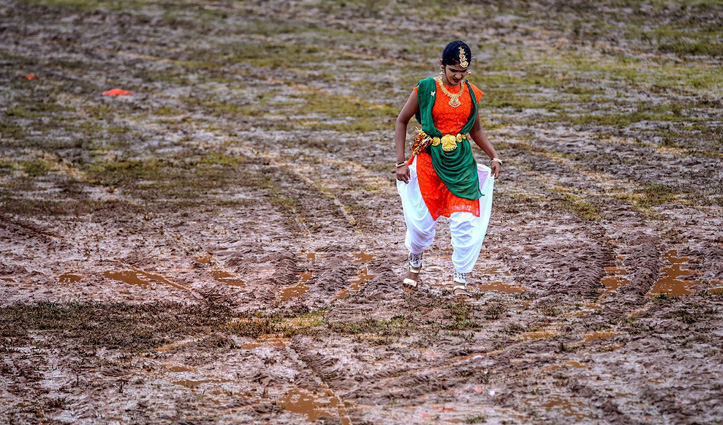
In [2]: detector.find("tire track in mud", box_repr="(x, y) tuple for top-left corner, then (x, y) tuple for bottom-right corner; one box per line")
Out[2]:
(493, 132), (721, 384)
(499, 143), (658, 307)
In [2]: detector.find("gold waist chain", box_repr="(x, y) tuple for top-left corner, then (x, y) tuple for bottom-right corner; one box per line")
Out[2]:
(411, 128), (468, 156)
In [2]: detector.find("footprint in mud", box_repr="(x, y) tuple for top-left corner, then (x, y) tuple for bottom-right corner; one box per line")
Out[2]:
(337, 266), (377, 299)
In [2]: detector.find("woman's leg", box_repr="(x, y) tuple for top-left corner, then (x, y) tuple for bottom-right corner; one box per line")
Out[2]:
(448, 211), (486, 274)
(449, 165), (494, 292)
(398, 158), (437, 256)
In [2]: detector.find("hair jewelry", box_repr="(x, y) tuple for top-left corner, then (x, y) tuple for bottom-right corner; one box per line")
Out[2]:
(459, 47), (469, 68)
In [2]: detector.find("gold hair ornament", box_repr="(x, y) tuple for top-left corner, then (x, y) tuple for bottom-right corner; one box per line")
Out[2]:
(458, 46), (469, 68)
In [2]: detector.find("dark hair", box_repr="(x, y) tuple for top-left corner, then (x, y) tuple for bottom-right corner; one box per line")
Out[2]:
(442, 41), (472, 67)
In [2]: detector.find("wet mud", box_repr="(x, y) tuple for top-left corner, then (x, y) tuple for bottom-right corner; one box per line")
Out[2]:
(1, 0), (722, 424)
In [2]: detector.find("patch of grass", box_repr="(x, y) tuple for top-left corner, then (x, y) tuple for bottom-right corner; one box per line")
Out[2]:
(328, 315), (414, 338)
(0, 302), (226, 351)
(180, 96), (264, 118)
(19, 160), (51, 177)
(444, 302), (481, 330)
(224, 316), (295, 338)
(537, 300), (563, 317)
(651, 292), (671, 304)
(225, 310), (328, 339)
(294, 91), (397, 123)
(638, 183), (676, 206)
(4, 102), (68, 119)
(0, 198), (105, 217)
(550, 188), (602, 221)
(483, 91), (563, 113)
(85, 158), (163, 187)
(566, 110), (692, 128)
(83, 152), (257, 201)
(503, 323), (525, 335)
(0, 120), (25, 140)
(484, 304), (506, 321)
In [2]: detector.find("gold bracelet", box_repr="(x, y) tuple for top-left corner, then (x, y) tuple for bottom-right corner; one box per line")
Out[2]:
(490, 158), (503, 165)
(395, 161), (407, 168)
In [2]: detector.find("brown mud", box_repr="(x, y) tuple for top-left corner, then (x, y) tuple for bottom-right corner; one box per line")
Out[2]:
(1, 0), (722, 424)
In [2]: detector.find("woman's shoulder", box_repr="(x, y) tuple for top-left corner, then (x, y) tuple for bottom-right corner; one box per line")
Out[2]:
(414, 76), (438, 94)
(467, 81), (483, 100)
(415, 76), (438, 87)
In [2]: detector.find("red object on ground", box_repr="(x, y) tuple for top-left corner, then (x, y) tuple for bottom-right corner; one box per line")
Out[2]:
(18, 73), (38, 80)
(102, 88), (134, 96)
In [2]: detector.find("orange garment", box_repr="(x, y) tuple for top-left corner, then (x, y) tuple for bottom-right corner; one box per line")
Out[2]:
(413, 79), (483, 220)
(102, 88), (134, 96)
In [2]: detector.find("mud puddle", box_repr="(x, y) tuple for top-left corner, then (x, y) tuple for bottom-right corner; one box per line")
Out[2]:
(352, 251), (375, 263)
(575, 330), (622, 347)
(57, 273), (85, 283)
(526, 395), (589, 420)
(242, 336), (288, 350)
(647, 250), (701, 297)
(211, 269), (246, 287)
(281, 388), (351, 425)
(475, 281), (525, 293)
(104, 269), (189, 291)
(280, 283), (310, 301)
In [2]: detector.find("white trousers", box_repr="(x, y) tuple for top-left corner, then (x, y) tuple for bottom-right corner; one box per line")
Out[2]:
(397, 157), (494, 274)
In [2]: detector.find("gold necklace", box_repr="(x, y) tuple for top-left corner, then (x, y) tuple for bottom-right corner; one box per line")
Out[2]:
(436, 76), (465, 108)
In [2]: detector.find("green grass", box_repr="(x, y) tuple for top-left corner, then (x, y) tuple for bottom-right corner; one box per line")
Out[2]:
(0, 302), (226, 351)
(19, 160), (51, 177)
(328, 315), (415, 338)
(445, 302), (481, 330)
(555, 191), (602, 221)
(638, 183), (677, 206)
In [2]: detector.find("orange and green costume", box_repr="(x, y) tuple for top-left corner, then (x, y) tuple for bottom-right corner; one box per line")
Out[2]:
(411, 77), (484, 220)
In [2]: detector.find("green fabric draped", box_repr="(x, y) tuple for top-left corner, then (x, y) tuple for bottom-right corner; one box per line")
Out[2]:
(414, 77), (482, 200)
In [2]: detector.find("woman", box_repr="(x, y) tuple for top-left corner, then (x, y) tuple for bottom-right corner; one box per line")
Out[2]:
(395, 40), (501, 297)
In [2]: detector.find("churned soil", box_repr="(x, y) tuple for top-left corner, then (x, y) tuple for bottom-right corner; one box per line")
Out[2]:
(1, 0), (722, 424)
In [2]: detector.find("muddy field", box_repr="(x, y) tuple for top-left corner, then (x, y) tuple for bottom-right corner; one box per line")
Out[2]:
(1, 0), (722, 423)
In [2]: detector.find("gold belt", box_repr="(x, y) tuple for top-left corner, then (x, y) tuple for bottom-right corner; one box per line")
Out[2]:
(412, 128), (468, 155)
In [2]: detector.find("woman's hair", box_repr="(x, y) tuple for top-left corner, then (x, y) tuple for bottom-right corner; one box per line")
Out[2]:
(442, 41), (472, 67)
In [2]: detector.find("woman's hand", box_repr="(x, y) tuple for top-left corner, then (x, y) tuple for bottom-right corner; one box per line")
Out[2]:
(396, 164), (410, 184)
(490, 161), (501, 179)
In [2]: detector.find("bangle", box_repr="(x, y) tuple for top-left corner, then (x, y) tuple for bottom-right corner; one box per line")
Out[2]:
(395, 161), (407, 168)
(490, 158), (503, 165)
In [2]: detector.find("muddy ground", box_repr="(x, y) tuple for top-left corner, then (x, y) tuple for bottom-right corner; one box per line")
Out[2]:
(1, 0), (722, 424)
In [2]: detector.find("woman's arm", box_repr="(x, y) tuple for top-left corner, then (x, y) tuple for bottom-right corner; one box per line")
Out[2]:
(394, 90), (419, 184)
(469, 108), (501, 179)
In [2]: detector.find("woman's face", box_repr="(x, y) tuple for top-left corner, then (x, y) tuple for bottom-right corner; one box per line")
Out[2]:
(442, 63), (469, 86)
